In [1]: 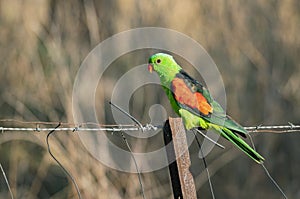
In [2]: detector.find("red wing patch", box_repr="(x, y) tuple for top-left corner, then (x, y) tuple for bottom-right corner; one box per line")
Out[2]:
(172, 78), (213, 115)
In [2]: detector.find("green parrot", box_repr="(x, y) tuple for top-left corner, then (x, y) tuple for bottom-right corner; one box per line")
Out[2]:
(148, 53), (264, 164)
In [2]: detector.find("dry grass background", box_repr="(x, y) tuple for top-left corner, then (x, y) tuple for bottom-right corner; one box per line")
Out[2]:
(0, 0), (300, 198)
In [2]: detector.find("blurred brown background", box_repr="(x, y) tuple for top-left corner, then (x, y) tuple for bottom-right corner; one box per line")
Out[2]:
(0, 0), (299, 198)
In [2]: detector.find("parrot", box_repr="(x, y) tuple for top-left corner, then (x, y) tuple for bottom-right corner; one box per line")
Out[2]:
(148, 53), (264, 164)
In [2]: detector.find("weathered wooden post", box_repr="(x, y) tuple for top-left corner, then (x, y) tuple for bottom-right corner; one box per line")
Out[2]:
(163, 117), (197, 199)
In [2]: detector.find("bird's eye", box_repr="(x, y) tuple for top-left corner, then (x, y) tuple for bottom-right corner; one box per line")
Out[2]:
(156, 59), (161, 64)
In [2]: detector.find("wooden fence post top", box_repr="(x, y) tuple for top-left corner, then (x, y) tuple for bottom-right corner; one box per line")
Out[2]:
(164, 117), (197, 199)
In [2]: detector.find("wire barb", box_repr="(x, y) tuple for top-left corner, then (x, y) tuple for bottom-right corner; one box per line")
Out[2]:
(288, 122), (295, 129)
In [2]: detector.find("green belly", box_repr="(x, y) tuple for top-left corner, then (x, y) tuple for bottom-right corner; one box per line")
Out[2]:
(179, 109), (209, 130)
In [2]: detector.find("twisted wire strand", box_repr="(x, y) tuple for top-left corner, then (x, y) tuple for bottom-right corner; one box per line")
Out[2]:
(0, 121), (299, 133)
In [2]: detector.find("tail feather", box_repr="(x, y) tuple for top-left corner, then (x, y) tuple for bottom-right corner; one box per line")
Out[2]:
(211, 124), (265, 164)
(224, 116), (247, 138)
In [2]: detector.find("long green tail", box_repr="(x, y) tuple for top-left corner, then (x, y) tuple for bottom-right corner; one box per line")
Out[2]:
(210, 124), (265, 164)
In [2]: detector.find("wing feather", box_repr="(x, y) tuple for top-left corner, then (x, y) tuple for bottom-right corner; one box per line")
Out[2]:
(171, 70), (248, 137)
(171, 70), (213, 117)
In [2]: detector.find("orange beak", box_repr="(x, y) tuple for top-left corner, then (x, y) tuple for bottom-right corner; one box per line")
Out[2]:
(148, 64), (153, 73)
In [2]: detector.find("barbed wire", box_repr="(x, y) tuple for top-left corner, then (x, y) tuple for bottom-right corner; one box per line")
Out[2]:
(0, 119), (158, 132)
(0, 119), (299, 133)
(0, 125), (158, 132)
(245, 122), (300, 133)
(1, 119), (297, 199)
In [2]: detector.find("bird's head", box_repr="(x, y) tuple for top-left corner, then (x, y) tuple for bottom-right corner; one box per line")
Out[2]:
(148, 53), (182, 81)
